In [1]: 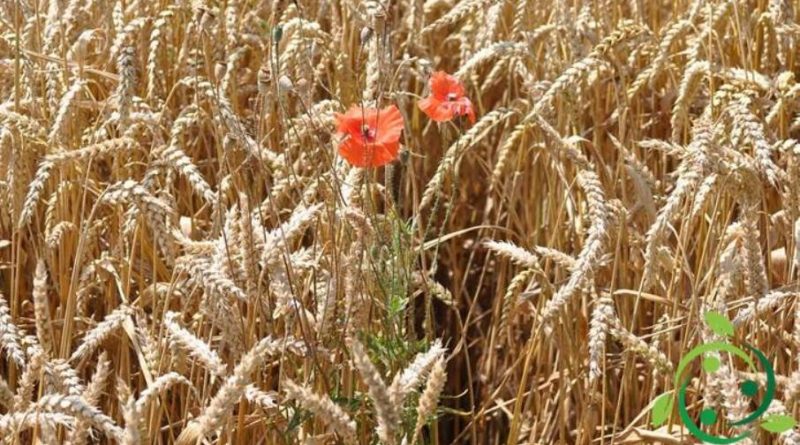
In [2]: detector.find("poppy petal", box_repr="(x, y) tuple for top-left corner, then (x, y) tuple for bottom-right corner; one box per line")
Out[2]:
(336, 106), (379, 136)
(338, 139), (399, 167)
(429, 71), (465, 100)
(374, 105), (404, 145)
(337, 137), (365, 167)
(429, 72), (450, 99)
(344, 105), (379, 122)
(335, 112), (363, 136)
(430, 103), (457, 122)
(371, 141), (400, 167)
(418, 96), (440, 116)
(335, 104), (404, 168)
(419, 97), (456, 122)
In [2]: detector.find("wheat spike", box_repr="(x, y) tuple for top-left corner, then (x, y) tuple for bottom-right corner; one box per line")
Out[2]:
(284, 379), (357, 443)
(411, 357), (446, 445)
(389, 339), (446, 406)
(176, 336), (304, 444)
(70, 306), (132, 362)
(32, 259), (54, 354)
(165, 312), (227, 376)
(37, 394), (124, 441)
(0, 292), (26, 367)
(541, 170), (609, 327)
(347, 337), (398, 445)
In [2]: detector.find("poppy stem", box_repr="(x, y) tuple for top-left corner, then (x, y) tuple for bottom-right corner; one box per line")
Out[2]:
(384, 163), (395, 210)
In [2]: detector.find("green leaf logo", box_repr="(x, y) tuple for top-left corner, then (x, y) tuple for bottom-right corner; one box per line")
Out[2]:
(761, 414), (797, 433)
(704, 311), (734, 337)
(651, 392), (673, 427)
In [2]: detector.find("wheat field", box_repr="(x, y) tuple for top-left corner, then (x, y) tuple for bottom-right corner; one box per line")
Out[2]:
(2, 0), (800, 443)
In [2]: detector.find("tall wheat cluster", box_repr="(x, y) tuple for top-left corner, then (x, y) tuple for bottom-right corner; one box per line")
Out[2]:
(1, 0), (800, 443)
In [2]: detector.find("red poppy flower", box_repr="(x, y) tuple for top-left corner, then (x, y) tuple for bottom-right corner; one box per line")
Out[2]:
(418, 71), (476, 124)
(335, 105), (404, 167)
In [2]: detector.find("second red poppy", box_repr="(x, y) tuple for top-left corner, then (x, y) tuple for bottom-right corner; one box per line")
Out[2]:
(418, 71), (476, 124)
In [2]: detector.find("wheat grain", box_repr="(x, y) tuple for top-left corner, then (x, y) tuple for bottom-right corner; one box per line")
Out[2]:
(18, 138), (140, 227)
(609, 319), (673, 375)
(454, 42), (527, 80)
(165, 312), (227, 376)
(284, 379), (357, 443)
(627, 20), (692, 101)
(70, 306), (133, 362)
(67, 352), (112, 445)
(49, 78), (87, 144)
(672, 61), (709, 142)
(33, 259), (53, 354)
(484, 241), (539, 268)
(411, 357), (446, 445)
(389, 339), (446, 406)
(728, 93), (783, 186)
(0, 292), (25, 367)
(422, 0), (492, 35)
(540, 170), (609, 327)
(588, 292), (614, 384)
(244, 385), (278, 411)
(348, 336), (398, 445)
(0, 412), (77, 436)
(742, 215), (769, 297)
(37, 394), (124, 441)
(733, 291), (795, 327)
(641, 117), (712, 288)
(686, 1), (733, 62)
(46, 359), (85, 398)
(161, 142), (216, 206)
(46, 220), (77, 248)
(419, 109), (513, 212)
(176, 336), (304, 444)
(132, 372), (194, 419)
(146, 9), (177, 100)
(496, 268), (535, 339)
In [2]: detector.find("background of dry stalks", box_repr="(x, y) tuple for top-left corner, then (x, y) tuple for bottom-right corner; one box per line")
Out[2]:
(2, 0), (800, 443)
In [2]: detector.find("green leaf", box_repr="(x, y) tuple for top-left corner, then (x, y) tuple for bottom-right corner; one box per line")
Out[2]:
(704, 311), (734, 337)
(651, 392), (673, 427)
(761, 415), (797, 433)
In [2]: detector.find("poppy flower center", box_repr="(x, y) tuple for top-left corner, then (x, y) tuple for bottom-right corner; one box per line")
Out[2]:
(360, 124), (377, 142)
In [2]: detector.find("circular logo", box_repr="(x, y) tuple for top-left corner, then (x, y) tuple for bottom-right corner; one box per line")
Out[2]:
(650, 311), (795, 442)
(674, 341), (775, 444)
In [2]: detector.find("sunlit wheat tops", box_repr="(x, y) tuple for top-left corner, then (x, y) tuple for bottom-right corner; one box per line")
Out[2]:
(3, 0), (800, 444)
